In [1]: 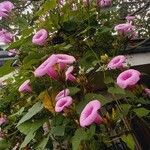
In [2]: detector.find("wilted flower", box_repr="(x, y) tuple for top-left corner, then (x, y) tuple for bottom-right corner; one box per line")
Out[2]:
(55, 89), (70, 101)
(0, 1), (14, 18)
(43, 122), (49, 135)
(80, 100), (103, 127)
(97, 0), (112, 8)
(7, 49), (18, 56)
(65, 66), (76, 81)
(117, 69), (141, 89)
(0, 29), (13, 44)
(18, 80), (32, 93)
(55, 96), (73, 112)
(32, 29), (48, 45)
(0, 115), (7, 126)
(107, 55), (126, 70)
(126, 15), (135, 23)
(144, 88), (150, 98)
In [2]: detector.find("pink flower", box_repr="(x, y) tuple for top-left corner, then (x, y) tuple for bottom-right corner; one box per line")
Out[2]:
(32, 29), (48, 45)
(0, 1), (14, 18)
(34, 54), (76, 80)
(65, 66), (76, 81)
(18, 80), (32, 93)
(117, 69), (141, 89)
(7, 49), (18, 56)
(80, 100), (103, 127)
(0, 117), (7, 126)
(114, 23), (136, 38)
(107, 55), (126, 70)
(34, 54), (59, 78)
(0, 29), (13, 44)
(144, 88), (150, 98)
(55, 96), (73, 112)
(56, 54), (76, 64)
(55, 89), (70, 101)
(126, 15), (135, 23)
(97, 0), (112, 7)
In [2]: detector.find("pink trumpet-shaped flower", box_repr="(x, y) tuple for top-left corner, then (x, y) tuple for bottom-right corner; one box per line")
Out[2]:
(55, 89), (70, 101)
(56, 54), (76, 64)
(0, 1), (14, 18)
(34, 54), (58, 78)
(0, 29), (13, 44)
(107, 55), (126, 70)
(34, 54), (76, 80)
(55, 96), (73, 112)
(117, 69), (141, 89)
(32, 29), (48, 45)
(19, 80), (32, 93)
(114, 23), (136, 37)
(65, 66), (76, 81)
(144, 88), (150, 98)
(80, 100), (103, 127)
(97, 0), (112, 7)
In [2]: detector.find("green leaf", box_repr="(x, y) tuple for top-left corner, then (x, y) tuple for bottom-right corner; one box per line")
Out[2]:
(85, 93), (107, 106)
(51, 126), (65, 136)
(68, 87), (80, 96)
(17, 102), (43, 126)
(0, 60), (14, 77)
(87, 125), (96, 139)
(37, 134), (50, 150)
(72, 128), (88, 150)
(35, 0), (57, 17)
(20, 131), (36, 149)
(76, 93), (107, 114)
(18, 119), (46, 135)
(108, 86), (125, 95)
(104, 76), (114, 84)
(133, 108), (149, 117)
(120, 104), (132, 117)
(0, 139), (10, 150)
(63, 20), (78, 32)
(121, 134), (135, 150)
(9, 107), (25, 118)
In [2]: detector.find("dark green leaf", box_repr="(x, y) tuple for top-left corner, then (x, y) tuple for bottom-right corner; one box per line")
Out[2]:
(18, 119), (46, 135)
(51, 126), (65, 136)
(37, 134), (50, 150)
(108, 87), (125, 95)
(72, 128), (88, 150)
(17, 102), (43, 126)
(20, 131), (36, 148)
(0, 139), (10, 150)
(68, 87), (80, 96)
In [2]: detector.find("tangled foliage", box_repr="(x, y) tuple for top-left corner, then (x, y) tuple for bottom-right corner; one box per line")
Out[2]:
(0, 0), (149, 149)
